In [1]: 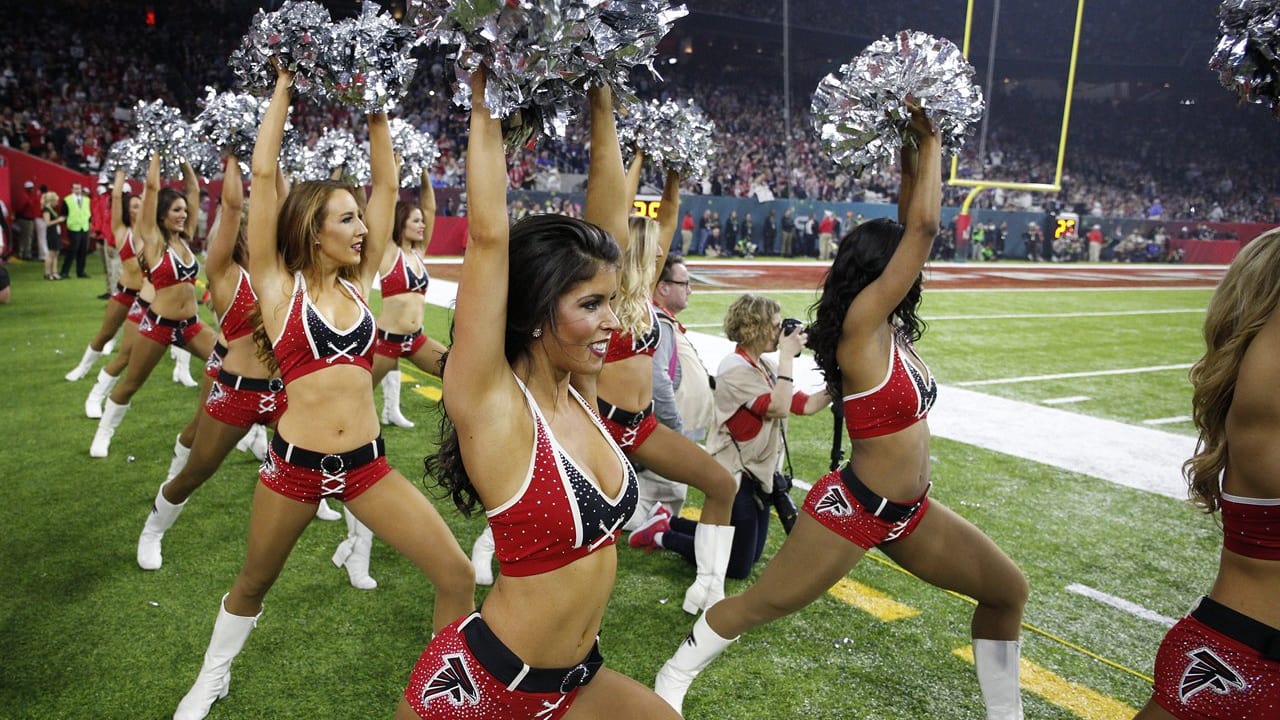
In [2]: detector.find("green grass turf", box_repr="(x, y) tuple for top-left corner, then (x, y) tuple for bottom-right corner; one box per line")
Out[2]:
(1, 258), (1219, 718)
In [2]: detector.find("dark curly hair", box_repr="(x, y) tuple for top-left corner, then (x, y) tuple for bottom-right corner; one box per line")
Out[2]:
(807, 218), (927, 398)
(427, 214), (621, 516)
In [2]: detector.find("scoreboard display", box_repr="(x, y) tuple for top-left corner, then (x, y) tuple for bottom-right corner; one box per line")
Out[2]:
(1054, 212), (1079, 240)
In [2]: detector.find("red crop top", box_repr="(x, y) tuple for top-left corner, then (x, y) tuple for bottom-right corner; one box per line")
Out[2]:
(217, 268), (258, 342)
(150, 244), (200, 291)
(605, 304), (661, 363)
(381, 248), (429, 299)
(843, 333), (937, 439)
(1220, 489), (1280, 560)
(270, 273), (375, 384)
(118, 230), (138, 262)
(487, 377), (638, 577)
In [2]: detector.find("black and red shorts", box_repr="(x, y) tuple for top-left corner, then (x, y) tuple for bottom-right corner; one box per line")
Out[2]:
(374, 327), (427, 359)
(138, 308), (203, 348)
(111, 282), (140, 308)
(204, 370), (286, 428)
(404, 612), (602, 720)
(597, 399), (658, 452)
(801, 466), (930, 549)
(1151, 596), (1280, 720)
(125, 297), (151, 325)
(259, 434), (390, 504)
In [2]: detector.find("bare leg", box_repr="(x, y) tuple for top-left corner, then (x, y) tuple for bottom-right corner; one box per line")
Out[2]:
(90, 300), (129, 352)
(1133, 700), (1177, 720)
(879, 500), (1027, 640)
(630, 423), (735, 525)
(165, 414), (251, 505)
(706, 513), (865, 638)
(225, 482), (319, 616)
(371, 353), (397, 387)
(345, 470), (475, 633)
(109, 334), (168, 405)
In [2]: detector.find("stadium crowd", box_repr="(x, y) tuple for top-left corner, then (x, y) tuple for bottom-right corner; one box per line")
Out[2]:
(3, 0), (1279, 226)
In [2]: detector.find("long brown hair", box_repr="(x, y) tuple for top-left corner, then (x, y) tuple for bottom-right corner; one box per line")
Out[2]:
(252, 181), (366, 373)
(1185, 228), (1280, 511)
(391, 200), (420, 249)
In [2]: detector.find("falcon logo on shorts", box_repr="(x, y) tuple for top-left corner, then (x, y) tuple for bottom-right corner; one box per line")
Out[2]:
(421, 654), (480, 707)
(1179, 647), (1246, 702)
(207, 383), (225, 404)
(814, 486), (853, 517)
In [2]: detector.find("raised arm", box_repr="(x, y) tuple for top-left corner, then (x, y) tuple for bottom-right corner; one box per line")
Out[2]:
(444, 69), (515, 415)
(845, 107), (940, 335)
(275, 160), (290, 215)
(649, 169), (682, 295)
(420, 171), (437, 251)
(139, 152), (162, 266)
(583, 84), (629, 251)
(205, 155), (243, 280)
(625, 151), (644, 209)
(359, 112), (397, 290)
(248, 68), (293, 289)
(180, 161), (200, 240)
(110, 168), (128, 242)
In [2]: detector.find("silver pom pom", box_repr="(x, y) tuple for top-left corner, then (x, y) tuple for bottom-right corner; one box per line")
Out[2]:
(133, 99), (215, 177)
(415, 0), (687, 148)
(293, 128), (371, 186)
(193, 88), (265, 169)
(327, 2), (423, 113)
(390, 119), (440, 188)
(230, 0), (338, 97)
(103, 138), (148, 178)
(811, 30), (984, 175)
(1211, 0), (1280, 115)
(618, 98), (716, 180)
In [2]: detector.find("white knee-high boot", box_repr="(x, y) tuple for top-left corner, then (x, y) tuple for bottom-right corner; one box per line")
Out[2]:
(65, 344), (102, 381)
(173, 594), (260, 720)
(171, 346), (198, 387)
(314, 498), (341, 521)
(654, 612), (739, 714)
(167, 434), (192, 481)
(138, 480), (187, 570)
(470, 526), (495, 586)
(974, 639), (1023, 720)
(332, 508), (377, 590)
(682, 524), (735, 614)
(90, 399), (130, 458)
(103, 335), (117, 356)
(380, 372), (414, 428)
(85, 369), (120, 419)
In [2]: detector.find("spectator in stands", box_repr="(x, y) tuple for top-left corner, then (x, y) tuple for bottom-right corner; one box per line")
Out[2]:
(680, 210), (694, 255)
(762, 208), (776, 255)
(780, 206), (795, 257)
(818, 210), (837, 261)
(1134, 229), (1280, 720)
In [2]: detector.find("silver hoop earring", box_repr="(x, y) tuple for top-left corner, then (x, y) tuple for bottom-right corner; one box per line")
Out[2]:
(532, 328), (543, 339)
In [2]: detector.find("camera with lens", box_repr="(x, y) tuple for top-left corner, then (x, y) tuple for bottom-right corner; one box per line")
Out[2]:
(781, 318), (804, 336)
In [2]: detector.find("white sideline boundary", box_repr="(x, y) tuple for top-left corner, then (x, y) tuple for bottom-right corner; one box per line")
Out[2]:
(423, 277), (1193, 500)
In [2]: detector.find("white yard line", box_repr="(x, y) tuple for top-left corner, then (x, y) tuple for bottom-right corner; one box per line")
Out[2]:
(926, 308), (1204, 321)
(1065, 584), (1177, 627)
(1041, 396), (1091, 405)
(1143, 416), (1193, 426)
(424, 279), (1194, 500)
(957, 364), (1193, 387)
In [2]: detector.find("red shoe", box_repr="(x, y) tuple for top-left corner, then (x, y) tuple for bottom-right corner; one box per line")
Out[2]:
(628, 504), (671, 552)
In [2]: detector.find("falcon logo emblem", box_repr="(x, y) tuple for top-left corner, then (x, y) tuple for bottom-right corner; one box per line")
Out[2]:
(421, 654), (480, 707)
(1179, 647), (1246, 702)
(207, 383), (225, 404)
(814, 486), (853, 516)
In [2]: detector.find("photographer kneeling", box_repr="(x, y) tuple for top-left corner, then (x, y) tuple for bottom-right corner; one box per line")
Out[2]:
(630, 294), (831, 580)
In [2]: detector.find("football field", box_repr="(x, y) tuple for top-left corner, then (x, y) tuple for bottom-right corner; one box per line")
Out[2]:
(1, 257), (1222, 718)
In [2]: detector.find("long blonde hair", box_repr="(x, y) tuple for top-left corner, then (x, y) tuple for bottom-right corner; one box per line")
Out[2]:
(615, 215), (659, 337)
(1185, 228), (1280, 511)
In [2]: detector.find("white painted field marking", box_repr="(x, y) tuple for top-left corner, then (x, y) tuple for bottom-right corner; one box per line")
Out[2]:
(957, 363), (1193, 387)
(1041, 395), (1091, 405)
(1065, 584), (1177, 627)
(927, 308), (1203, 321)
(1143, 415), (1193, 426)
